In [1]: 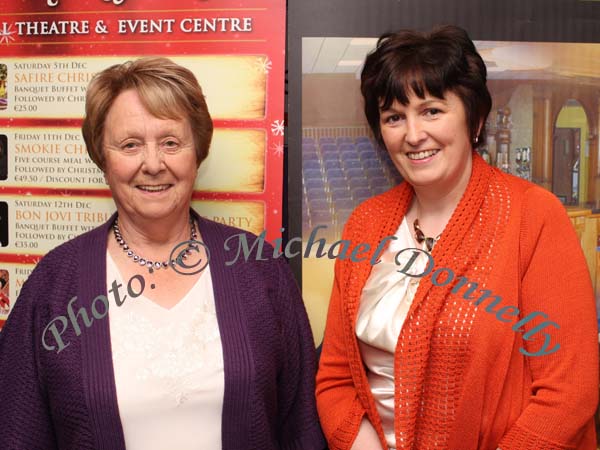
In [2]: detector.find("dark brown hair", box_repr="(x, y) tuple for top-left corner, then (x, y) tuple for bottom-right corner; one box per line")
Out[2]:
(361, 25), (492, 149)
(82, 57), (213, 170)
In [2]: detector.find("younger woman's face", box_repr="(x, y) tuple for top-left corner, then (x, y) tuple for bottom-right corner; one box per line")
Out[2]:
(379, 90), (475, 195)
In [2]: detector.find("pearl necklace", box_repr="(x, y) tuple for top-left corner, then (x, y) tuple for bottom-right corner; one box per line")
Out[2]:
(112, 217), (197, 273)
(413, 219), (441, 252)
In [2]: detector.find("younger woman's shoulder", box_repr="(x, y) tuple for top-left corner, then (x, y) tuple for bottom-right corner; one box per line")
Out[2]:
(489, 169), (568, 218)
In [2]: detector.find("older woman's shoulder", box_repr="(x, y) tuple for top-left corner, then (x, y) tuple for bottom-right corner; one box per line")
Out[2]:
(19, 223), (106, 297)
(35, 223), (105, 269)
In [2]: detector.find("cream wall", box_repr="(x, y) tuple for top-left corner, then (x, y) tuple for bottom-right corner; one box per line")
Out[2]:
(302, 74), (366, 127)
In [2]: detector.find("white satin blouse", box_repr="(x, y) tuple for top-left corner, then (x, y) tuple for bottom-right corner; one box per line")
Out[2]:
(355, 218), (428, 450)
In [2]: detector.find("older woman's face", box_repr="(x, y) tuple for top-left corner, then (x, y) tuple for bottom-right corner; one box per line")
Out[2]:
(102, 89), (198, 223)
(379, 90), (474, 193)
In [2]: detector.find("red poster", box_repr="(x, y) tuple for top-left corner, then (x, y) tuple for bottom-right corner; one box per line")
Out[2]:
(0, 0), (286, 326)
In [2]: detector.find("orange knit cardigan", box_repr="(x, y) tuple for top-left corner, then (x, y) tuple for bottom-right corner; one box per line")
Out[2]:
(316, 153), (599, 450)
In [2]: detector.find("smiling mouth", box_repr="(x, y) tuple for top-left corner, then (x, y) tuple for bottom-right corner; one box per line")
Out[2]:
(406, 149), (440, 160)
(137, 184), (172, 192)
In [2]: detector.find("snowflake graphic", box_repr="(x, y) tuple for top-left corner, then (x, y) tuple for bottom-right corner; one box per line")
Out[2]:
(270, 119), (284, 136)
(272, 142), (284, 157)
(0, 23), (15, 45)
(254, 57), (272, 74)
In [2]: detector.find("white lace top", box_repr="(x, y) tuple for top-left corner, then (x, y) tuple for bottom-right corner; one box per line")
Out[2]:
(107, 252), (224, 450)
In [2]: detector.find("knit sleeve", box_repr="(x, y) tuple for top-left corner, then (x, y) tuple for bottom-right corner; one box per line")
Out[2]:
(275, 257), (327, 450)
(316, 257), (367, 450)
(498, 187), (599, 450)
(0, 264), (58, 449)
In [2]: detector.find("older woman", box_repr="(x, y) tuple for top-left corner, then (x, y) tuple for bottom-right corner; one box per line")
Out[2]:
(0, 57), (325, 450)
(316, 26), (598, 450)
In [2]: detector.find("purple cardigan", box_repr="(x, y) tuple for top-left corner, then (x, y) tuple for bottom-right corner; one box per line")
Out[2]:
(0, 212), (326, 450)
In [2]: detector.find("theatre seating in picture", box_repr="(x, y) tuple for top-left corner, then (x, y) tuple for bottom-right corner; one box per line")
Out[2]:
(304, 178), (325, 191)
(371, 177), (391, 195)
(306, 187), (327, 201)
(352, 187), (373, 203)
(303, 160), (321, 171)
(311, 210), (333, 229)
(336, 136), (354, 145)
(343, 159), (363, 170)
(362, 159), (382, 170)
(345, 168), (365, 179)
(326, 168), (344, 180)
(302, 134), (399, 236)
(340, 150), (357, 161)
(303, 152), (320, 162)
(349, 178), (370, 190)
(323, 160), (342, 171)
(336, 209), (354, 229)
(335, 198), (355, 211)
(303, 169), (322, 180)
(338, 143), (356, 154)
(321, 144), (337, 154)
(356, 139), (373, 152)
(365, 167), (385, 178)
(328, 177), (348, 191)
(309, 199), (329, 212)
(331, 188), (351, 201)
(360, 153), (379, 163)
(322, 152), (340, 164)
